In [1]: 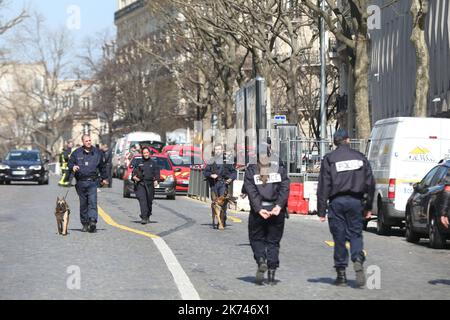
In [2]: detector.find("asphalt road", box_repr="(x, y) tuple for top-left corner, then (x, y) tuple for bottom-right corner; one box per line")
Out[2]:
(1, 177), (449, 300)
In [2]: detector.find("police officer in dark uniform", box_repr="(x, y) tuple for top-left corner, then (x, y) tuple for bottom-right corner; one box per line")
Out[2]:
(204, 144), (237, 227)
(244, 150), (290, 285)
(101, 144), (113, 188)
(241, 137), (285, 198)
(132, 147), (160, 225)
(317, 129), (375, 287)
(68, 135), (108, 233)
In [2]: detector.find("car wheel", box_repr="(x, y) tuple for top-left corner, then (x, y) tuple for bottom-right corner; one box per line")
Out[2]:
(5, 180), (11, 185)
(429, 215), (445, 249)
(405, 209), (420, 243)
(167, 194), (176, 200)
(377, 200), (391, 236)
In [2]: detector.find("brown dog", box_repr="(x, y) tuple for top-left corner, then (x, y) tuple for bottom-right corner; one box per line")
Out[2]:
(55, 197), (70, 236)
(211, 190), (237, 230)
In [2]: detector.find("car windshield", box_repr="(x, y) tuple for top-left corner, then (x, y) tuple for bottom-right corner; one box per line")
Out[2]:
(151, 157), (172, 170)
(6, 151), (40, 162)
(169, 155), (203, 167)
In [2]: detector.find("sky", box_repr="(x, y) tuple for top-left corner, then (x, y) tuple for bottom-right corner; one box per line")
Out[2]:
(5, 0), (117, 45)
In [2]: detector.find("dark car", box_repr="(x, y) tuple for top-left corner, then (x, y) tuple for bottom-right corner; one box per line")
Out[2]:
(405, 160), (450, 249)
(0, 150), (49, 185)
(123, 154), (177, 200)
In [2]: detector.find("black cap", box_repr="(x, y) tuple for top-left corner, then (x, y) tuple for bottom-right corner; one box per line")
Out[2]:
(334, 129), (350, 145)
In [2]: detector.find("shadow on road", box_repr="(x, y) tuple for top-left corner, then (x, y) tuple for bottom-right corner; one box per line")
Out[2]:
(237, 276), (282, 286)
(307, 277), (362, 289)
(429, 279), (450, 286)
(68, 228), (107, 233)
(131, 220), (159, 224)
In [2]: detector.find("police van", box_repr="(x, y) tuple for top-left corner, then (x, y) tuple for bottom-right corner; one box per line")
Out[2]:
(367, 117), (450, 235)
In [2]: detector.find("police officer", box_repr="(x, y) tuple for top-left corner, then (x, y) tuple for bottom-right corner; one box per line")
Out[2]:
(204, 144), (237, 227)
(132, 147), (160, 225)
(68, 135), (108, 233)
(241, 137), (285, 199)
(58, 140), (74, 187)
(317, 129), (375, 287)
(101, 144), (113, 188)
(244, 151), (290, 285)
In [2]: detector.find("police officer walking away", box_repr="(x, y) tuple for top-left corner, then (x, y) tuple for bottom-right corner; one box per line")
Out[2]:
(101, 144), (113, 188)
(244, 151), (290, 285)
(69, 135), (108, 233)
(204, 144), (237, 227)
(317, 129), (375, 287)
(132, 147), (160, 225)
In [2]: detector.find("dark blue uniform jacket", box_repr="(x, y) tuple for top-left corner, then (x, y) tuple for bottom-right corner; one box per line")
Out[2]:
(317, 144), (375, 217)
(68, 147), (107, 181)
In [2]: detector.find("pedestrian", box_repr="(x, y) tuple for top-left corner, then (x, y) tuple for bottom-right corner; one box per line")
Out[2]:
(317, 129), (375, 287)
(101, 143), (113, 188)
(132, 147), (160, 225)
(68, 135), (108, 233)
(243, 151), (290, 285)
(204, 144), (237, 227)
(58, 140), (74, 187)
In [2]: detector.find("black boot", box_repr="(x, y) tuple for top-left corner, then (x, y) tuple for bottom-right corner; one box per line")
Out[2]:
(81, 224), (89, 233)
(255, 257), (268, 285)
(334, 267), (347, 287)
(88, 220), (97, 233)
(268, 269), (277, 286)
(354, 259), (366, 288)
(141, 218), (149, 225)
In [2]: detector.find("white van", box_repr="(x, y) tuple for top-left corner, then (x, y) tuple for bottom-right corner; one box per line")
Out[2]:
(117, 132), (164, 179)
(112, 137), (126, 178)
(367, 117), (450, 235)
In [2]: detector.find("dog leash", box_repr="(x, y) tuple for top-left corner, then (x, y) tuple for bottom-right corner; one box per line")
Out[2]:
(63, 187), (71, 200)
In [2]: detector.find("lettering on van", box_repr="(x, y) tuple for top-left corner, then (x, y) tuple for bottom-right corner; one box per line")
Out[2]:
(407, 147), (436, 163)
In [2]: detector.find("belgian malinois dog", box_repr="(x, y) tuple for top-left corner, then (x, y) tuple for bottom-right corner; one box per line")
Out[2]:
(55, 197), (70, 236)
(211, 189), (237, 230)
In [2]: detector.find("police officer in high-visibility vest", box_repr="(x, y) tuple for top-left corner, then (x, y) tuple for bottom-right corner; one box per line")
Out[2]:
(58, 140), (74, 187)
(132, 147), (160, 225)
(317, 129), (375, 287)
(68, 135), (108, 233)
(244, 149), (290, 286)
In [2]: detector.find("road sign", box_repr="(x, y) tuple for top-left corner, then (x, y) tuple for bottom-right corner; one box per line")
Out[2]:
(274, 115), (287, 124)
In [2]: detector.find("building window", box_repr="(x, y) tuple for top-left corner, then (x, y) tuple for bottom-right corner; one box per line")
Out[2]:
(83, 123), (91, 135)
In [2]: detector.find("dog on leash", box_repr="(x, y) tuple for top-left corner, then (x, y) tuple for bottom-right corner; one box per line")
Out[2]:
(211, 191), (237, 230)
(55, 197), (70, 236)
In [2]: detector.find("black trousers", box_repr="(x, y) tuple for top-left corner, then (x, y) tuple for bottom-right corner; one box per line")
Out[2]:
(135, 182), (155, 219)
(328, 196), (365, 268)
(248, 208), (286, 269)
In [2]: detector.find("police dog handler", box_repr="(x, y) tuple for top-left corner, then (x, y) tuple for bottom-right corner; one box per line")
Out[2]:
(317, 129), (375, 287)
(244, 150), (290, 285)
(69, 135), (108, 233)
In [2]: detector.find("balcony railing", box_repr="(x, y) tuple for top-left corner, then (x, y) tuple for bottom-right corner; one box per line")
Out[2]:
(115, 0), (145, 22)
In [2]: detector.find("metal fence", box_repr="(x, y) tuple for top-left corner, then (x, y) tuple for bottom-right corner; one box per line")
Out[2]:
(187, 168), (210, 202)
(277, 138), (368, 177)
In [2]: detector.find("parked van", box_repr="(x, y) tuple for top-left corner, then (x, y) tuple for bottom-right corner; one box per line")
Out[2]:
(367, 117), (450, 235)
(112, 137), (126, 178)
(117, 132), (164, 179)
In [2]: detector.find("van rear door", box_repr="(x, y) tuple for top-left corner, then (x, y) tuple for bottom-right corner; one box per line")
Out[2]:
(391, 122), (442, 212)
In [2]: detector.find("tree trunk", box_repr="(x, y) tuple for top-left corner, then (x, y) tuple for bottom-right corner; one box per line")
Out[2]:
(410, 0), (430, 117)
(353, 33), (371, 139)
